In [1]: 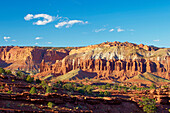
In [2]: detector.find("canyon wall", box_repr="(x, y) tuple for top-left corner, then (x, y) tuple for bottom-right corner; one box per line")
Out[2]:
(40, 42), (170, 81)
(0, 46), (69, 72)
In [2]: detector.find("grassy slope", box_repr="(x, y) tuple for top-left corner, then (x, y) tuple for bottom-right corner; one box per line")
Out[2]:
(126, 72), (170, 84)
(52, 69), (81, 81)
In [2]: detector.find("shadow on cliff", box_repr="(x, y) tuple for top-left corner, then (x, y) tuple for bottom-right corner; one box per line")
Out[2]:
(0, 59), (12, 68)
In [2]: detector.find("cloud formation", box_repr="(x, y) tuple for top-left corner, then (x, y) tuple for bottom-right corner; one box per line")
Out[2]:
(4, 36), (11, 42)
(128, 29), (135, 31)
(55, 20), (88, 28)
(153, 40), (160, 42)
(4, 36), (11, 40)
(94, 28), (106, 33)
(12, 40), (16, 42)
(24, 14), (88, 28)
(117, 28), (125, 32)
(109, 29), (114, 32)
(24, 14), (54, 25)
(35, 37), (43, 40)
(48, 42), (52, 44)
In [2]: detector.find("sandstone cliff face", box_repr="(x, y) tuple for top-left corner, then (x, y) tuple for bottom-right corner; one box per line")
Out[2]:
(0, 46), (69, 72)
(40, 42), (170, 81)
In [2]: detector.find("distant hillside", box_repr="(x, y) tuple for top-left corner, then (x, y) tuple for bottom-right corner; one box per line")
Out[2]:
(126, 72), (170, 84)
(52, 69), (97, 81)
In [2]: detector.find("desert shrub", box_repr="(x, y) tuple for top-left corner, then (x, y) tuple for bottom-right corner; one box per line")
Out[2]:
(112, 84), (118, 90)
(5, 70), (12, 75)
(139, 97), (157, 113)
(63, 83), (74, 91)
(76, 87), (85, 94)
(35, 78), (41, 84)
(105, 83), (111, 88)
(102, 85), (106, 90)
(7, 90), (12, 94)
(0, 86), (4, 89)
(26, 75), (34, 83)
(130, 85), (137, 90)
(16, 71), (25, 79)
(103, 91), (111, 97)
(0, 67), (5, 74)
(29, 87), (37, 94)
(54, 81), (63, 88)
(150, 83), (156, 89)
(99, 91), (104, 96)
(54, 90), (57, 93)
(123, 88), (127, 93)
(40, 80), (48, 89)
(46, 86), (52, 94)
(47, 102), (55, 109)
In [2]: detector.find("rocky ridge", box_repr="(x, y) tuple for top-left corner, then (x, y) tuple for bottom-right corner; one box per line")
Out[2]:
(0, 46), (69, 72)
(39, 41), (170, 81)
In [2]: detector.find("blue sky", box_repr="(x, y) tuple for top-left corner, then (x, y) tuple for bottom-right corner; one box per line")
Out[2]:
(0, 0), (170, 47)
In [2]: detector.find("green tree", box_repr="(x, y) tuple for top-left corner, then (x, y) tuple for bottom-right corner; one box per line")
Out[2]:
(139, 97), (157, 113)
(99, 91), (104, 96)
(40, 80), (48, 89)
(29, 87), (37, 94)
(0, 67), (5, 74)
(47, 102), (55, 109)
(26, 75), (34, 83)
(35, 78), (41, 84)
(105, 83), (111, 88)
(16, 71), (25, 79)
(150, 83), (156, 89)
(104, 91), (111, 97)
(7, 90), (12, 94)
(46, 86), (52, 94)
(5, 70), (12, 75)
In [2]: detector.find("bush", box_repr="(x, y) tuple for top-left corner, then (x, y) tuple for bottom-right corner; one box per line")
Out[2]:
(29, 87), (37, 94)
(46, 86), (52, 94)
(40, 80), (48, 89)
(35, 78), (41, 84)
(150, 83), (156, 89)
(0, 67), (5, 74)
(105, 83), (111, 88)
(131, 85), (137, 90)
(47, 102), (55, 109)
(103, 91), (111, 97)
(7, 90), (12, 94)
(5, 70), (12, 75)
(26, 75), (34, 83)
(16, 71), (25, 79)
(139, 97), (157, 113)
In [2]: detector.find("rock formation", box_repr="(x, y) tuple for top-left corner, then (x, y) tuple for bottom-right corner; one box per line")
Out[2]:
(39, 41), (170, 81)
(0, 46), (69, 72)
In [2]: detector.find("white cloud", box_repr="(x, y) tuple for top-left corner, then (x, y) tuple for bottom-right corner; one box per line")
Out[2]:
(35, 43), (38, 45)
(12, 40), (16, 42)
(24, 14), (34, 20)
(35, 37), (43, 40)
(55, 20), (88, 28)
(153, 40), (160, 42)
(4, 36), (11, 40)
(128, 29), (135, 31)
(24, 14), (54, 25)
(109, 29), (114, 32)
(94, 28), (106, 33)
(25, 14), (88, 28)
(117, 28), (125, 32)
(48, 42), (52, 44)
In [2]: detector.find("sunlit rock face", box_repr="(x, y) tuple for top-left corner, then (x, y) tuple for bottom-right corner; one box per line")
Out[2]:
(0, 46), (69, 72)
(40, 41), (170, 80)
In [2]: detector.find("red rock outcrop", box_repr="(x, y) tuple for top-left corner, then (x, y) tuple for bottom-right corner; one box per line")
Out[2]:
(39, 42), (170, 81)
(0, 46), (69, 72)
